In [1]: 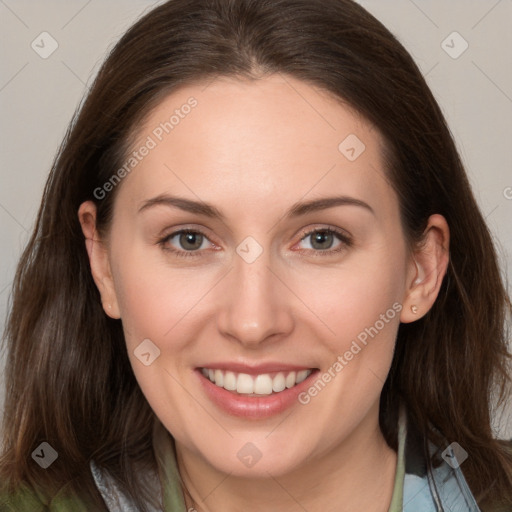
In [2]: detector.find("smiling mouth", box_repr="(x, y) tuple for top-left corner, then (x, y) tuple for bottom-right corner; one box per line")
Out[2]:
(200, 367), (315, 396)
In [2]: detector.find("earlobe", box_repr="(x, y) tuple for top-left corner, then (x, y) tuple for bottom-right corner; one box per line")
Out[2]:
(400, 214), (450, 323)
(78, 201), (121, 319)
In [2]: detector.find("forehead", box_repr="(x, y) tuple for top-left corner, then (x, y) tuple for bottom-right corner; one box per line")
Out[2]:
(116, 74), (397, 222)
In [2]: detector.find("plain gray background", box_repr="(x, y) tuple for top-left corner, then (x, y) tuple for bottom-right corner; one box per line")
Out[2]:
(1, 0), (511, 438)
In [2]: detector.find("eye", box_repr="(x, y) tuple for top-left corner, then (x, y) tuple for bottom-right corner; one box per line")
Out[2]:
(159, 229), (214, 257)
(295, 227), (352, 254)
(157, 226), (352, 258)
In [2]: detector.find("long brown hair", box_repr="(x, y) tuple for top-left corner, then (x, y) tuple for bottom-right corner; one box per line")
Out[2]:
(1, 0), (511, 509)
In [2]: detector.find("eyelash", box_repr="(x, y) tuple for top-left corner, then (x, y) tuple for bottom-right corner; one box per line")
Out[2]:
(157, 227), (353, 259)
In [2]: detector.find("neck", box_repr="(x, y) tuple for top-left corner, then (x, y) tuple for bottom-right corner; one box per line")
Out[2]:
(175, 409), (397, 512)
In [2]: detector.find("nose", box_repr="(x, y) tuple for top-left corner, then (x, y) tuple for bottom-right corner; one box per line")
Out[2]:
(216, 247), (294, 348)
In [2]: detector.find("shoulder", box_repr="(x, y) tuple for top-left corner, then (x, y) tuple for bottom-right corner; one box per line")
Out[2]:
(0, 481), (101, 512)
(0, 483), (47, 511)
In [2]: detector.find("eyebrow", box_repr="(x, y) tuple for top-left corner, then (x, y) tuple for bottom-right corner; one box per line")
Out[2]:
(138, 194), (225, 219)
(138, 194), (374, 219)
(286, 196), (374, 218)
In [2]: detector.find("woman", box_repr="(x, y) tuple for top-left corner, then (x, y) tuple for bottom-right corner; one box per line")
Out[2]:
(1, 0), (511, 510)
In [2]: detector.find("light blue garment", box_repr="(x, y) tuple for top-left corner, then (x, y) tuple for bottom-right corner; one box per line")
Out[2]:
(399, 404), (481, 512)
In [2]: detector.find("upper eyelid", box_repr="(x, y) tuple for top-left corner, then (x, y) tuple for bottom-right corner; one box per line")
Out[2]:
(160, 225), (217, 242)
(163, 228), (217, 247)
(298, 226), (350, 239)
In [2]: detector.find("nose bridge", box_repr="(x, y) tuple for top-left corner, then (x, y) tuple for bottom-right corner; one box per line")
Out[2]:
(216, 240), (293, 346)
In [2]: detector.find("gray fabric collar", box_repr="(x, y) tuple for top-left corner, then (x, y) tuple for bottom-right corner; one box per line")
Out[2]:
(90, 459), (163, 512)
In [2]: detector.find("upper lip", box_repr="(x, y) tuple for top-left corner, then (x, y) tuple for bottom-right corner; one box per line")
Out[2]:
(197, 362), (316, 375)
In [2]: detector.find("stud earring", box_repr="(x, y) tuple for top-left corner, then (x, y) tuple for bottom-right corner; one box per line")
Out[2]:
(411, 305), (418, 314)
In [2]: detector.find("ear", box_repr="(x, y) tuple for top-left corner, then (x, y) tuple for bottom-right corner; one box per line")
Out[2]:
(78, 201), (121, 319)
(400, 214), (450, 323)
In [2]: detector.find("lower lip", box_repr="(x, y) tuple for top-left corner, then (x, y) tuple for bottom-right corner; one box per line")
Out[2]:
(196, 369), (319, 419)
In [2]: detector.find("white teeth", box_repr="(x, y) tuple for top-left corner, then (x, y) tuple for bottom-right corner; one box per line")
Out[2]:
(272, 372), (286, 392)
(214, 369), (224, 387)
(237, 373), (254, 394)
(202, 368), (313, 395)
(285, 371), (296, 388)
(223, 371), (237, 391)
(254, 374), (273, 395)
(296, 370), (309, 384)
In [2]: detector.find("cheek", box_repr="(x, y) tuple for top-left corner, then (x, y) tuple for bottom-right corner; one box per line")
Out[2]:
(289, 247), (406, 416)
(109, 245), (223, 365)
(292, 248), (405, 343)
(290, 261), (403, 432)
(109, 249), (210, 435)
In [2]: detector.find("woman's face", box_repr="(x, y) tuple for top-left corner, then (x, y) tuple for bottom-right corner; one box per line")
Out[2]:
(84, 74), (423, 477)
